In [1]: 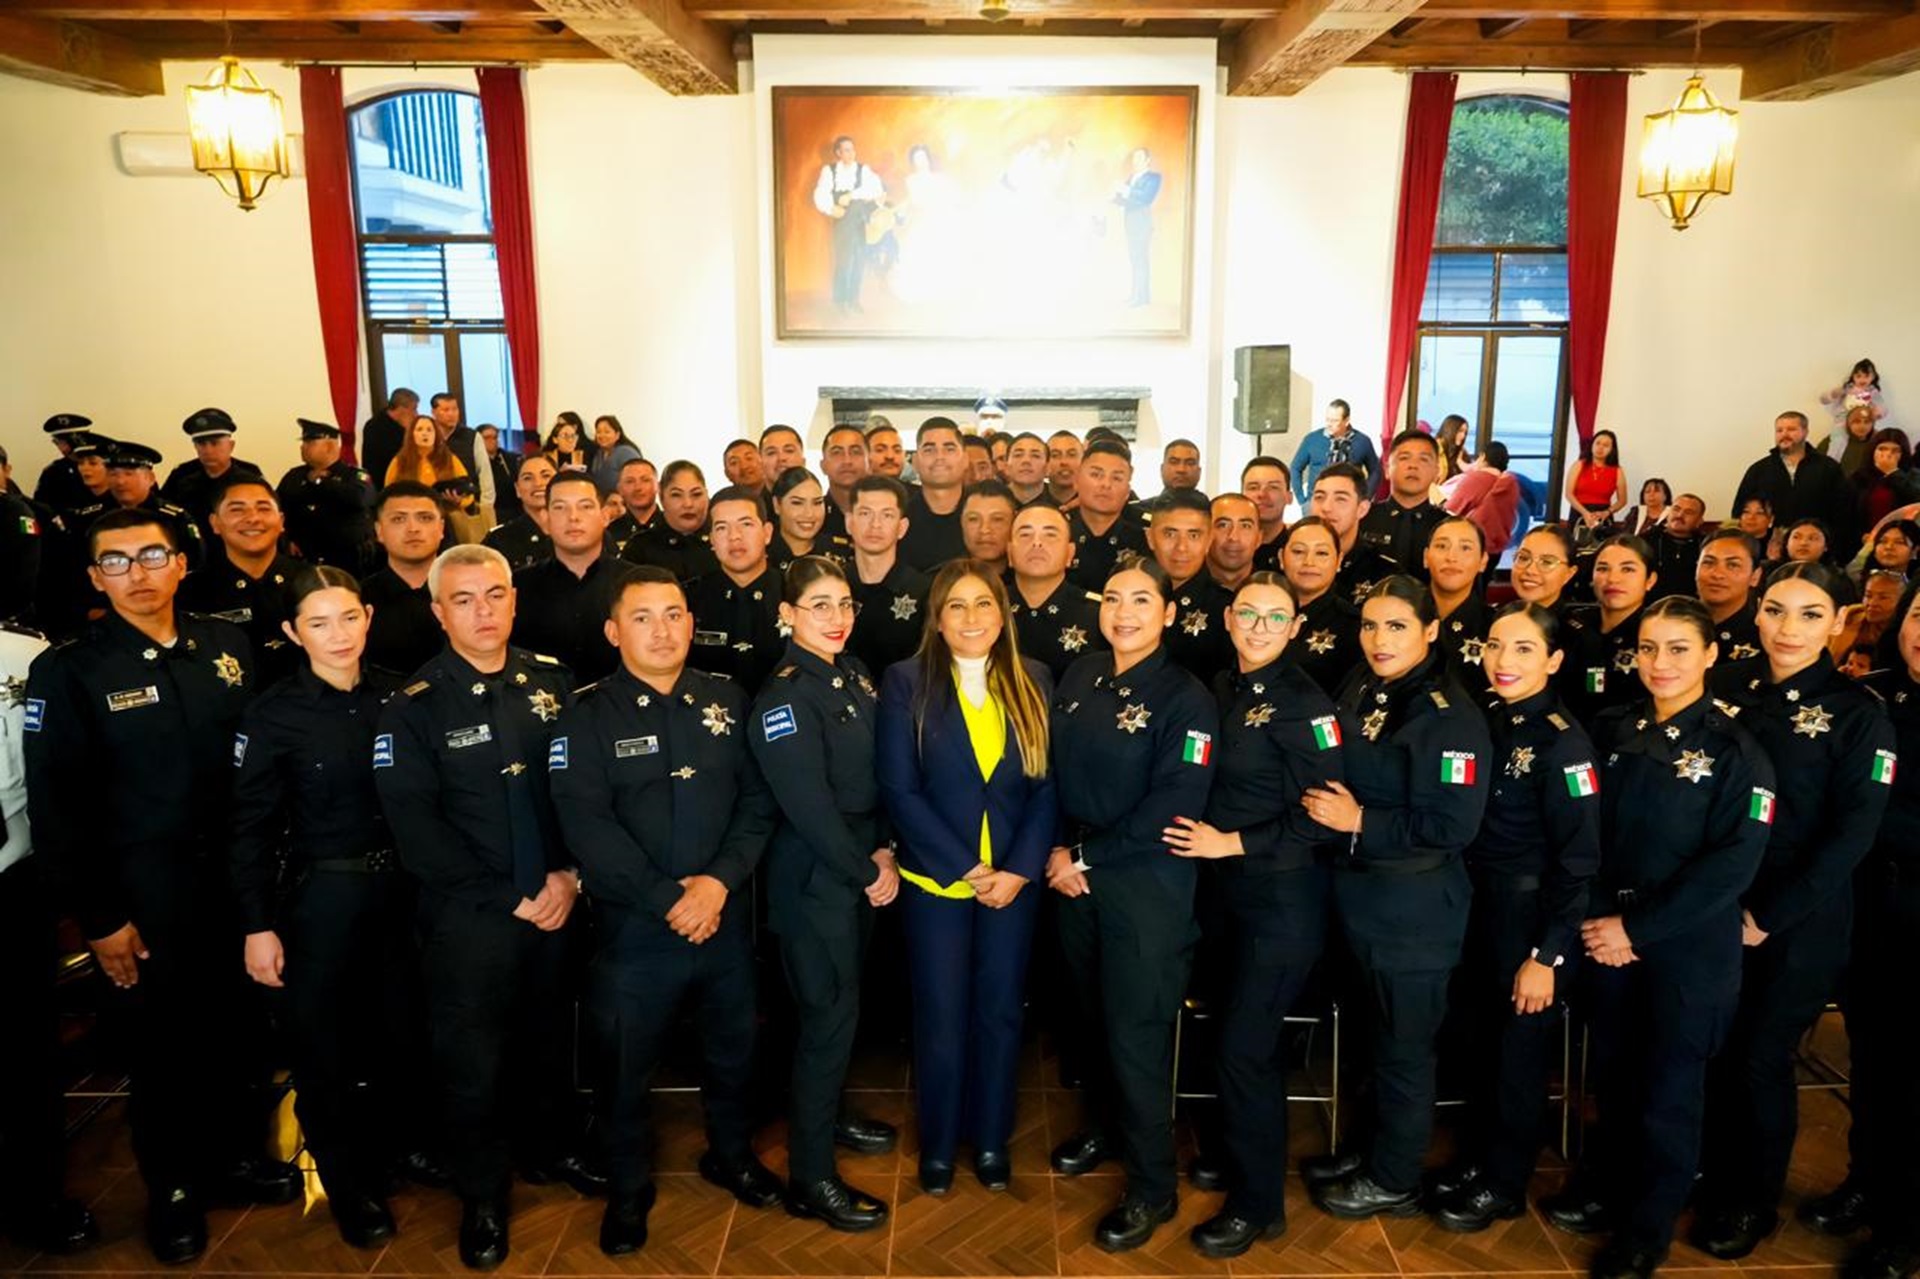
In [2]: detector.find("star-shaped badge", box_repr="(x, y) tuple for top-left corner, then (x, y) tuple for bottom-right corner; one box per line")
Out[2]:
(1459, 636), (1486, 664)
(776, 620), (793, 639)
(1792, 704), (1833, 738)
(1361, 708), (1389, 740)
(1117, 703), (1151, 734)
(1181, 610), (1208, 637)
(1306, 629), (1335, 655)
(1245, 703), (1274, 728)
(891, 593), (918, 621)
(1612, 648), (1638, 674)
(1729, 643), (1760, 661)
(1675, 749), (1715, 784)
(0, 675), (23, 708)
(1060, 625), (1088, 653)
(1507, 746), (1535, 778)
(212, 652), (244, 689)
(672, 766), (697, 780)
(527, 689), (562, 722)
(702, 703), (734, 736)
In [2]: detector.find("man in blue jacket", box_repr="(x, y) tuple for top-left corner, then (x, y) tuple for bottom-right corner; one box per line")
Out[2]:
(1290, 399), (1380, 505)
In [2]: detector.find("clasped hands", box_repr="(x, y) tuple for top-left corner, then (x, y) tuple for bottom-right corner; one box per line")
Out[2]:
(513, 869), (580, 931)
(1580, 914), (1639, 967)
(963, 862), (1028, 909)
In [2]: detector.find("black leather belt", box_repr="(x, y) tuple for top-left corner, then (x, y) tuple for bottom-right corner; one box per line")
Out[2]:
(1339, 851), (1456, 875)
(1471, 869), (1542, 892)
(311, 849), (399, 874)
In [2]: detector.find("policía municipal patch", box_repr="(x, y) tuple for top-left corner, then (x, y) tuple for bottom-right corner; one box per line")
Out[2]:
(762, 704), (797, 742)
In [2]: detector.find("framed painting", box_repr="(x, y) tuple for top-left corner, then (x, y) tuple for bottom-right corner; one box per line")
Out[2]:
(771, 86), (1198, 339)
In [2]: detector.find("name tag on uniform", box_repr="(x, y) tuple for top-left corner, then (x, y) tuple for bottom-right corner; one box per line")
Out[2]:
(210, 607), (253, 624)
(693, 630), (729, 647)
(614, 736), (659, 758)
(445, 724), (493, 750)
(107, 686), (160, 712)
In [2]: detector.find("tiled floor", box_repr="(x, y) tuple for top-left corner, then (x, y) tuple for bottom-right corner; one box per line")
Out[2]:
(11, 1032), (1861, 1278)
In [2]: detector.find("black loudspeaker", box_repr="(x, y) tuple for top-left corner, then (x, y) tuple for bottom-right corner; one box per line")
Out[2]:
(1232, 344), (1291, 437)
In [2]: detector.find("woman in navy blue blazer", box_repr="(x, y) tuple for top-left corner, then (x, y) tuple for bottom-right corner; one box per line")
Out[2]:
(877, 558), (1057, 1197)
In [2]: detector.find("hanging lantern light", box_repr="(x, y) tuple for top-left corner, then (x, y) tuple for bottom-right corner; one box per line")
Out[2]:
(1637, 72), (1738, 231)
(185, 56), (290, 212)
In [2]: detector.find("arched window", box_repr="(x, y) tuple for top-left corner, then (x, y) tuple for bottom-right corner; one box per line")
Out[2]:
(349, 89), (524, 447)
(1409, 93), (1570, 500)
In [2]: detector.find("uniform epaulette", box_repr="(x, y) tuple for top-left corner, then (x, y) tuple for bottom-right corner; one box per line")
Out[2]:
(402, 679), (432, 697)
(1082, 591), (1101, 603)
(531, 652), (561, 665)
(774, 665), (799, 681)
(1429, 689), (1451, 711)
(1547, 711), (1570, 731)
(1862, 683), (1887, 705)
(1713, 698), (1741, 718)
(573, 679), (605, 697)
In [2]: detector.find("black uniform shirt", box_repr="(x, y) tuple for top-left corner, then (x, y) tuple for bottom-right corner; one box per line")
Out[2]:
(161, 458), (264, 544)
(1289, 590), (1362, 697)
(1470, 687), (1602, 964)
(483, 514), (553, 573)
(228, 664), (403, 932)
(510, 553), (639, 686)
(607, 508), (660, 558)
(1253, 530), (1285, 572)
(374, 646), (574, 914)
(771, 531), (854, 575)
(621, 525), (718, 582)
(1436, 594), (1492, 683)
(34, 456), (90, 515)
(685, 564), (786, 694)
(1336, 652), (1491, 869)
(1710, 653), (1894, 935)
(551, 665), (776, 937)
(899, 491), (968, 573)
(1049, 645), (1217, 879)
(1357, 498), (1444, 581)
(1008, 577), (1107, 684)
(1335, 543), (1400, 606)
(848, 559), (930, 678)
(1648, 527), (1704, 599)
(1558, 603), (1645, 725)
(1065, 510), (1149, 591)
(117, 495), (206, 573)
(1713, 601), (1762, 663)
(23, 611), (254, 937)
(277, 461), (374, 570)
(179, 550), (306, 686)
(1204, 657), (1344, 873)
(1164, 574), (1235, 685)
(1592, 694), (1774, 949)
(1865, 667), (1920, 865)
(0, 490), (44, 622)
(361, 568), (442, 677)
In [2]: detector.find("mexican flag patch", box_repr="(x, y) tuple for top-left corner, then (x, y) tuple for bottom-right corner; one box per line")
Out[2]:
(1584, 668), (1605, 694)
(18, 515), (37, 536)
(1182, 730), (1213, 766)
(1872, 750), (1897, 785)
(1310, 715), (1341, 750)
(1563, 762), (1599, 798)
(1749, 787), (1776, 824)
(1440, 751), (1477, 785)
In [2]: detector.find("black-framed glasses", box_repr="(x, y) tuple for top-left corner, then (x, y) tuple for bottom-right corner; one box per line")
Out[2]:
(1231, 607), (1293, 631)
(94, 545), (176, 576)
(801, 598), (861, 622)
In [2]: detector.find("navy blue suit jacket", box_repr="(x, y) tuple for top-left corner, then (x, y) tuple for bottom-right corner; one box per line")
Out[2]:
(876, 658), (1058, 887)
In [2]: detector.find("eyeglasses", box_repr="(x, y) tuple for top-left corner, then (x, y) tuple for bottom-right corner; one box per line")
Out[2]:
(94, 545), (176, 576)
(1231, 607), (1293, 631)
(1512, 550), (1567, 571)
(800, 598), (861, 622)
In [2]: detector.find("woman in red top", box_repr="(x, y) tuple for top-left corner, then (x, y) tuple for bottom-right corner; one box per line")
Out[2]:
(1568, 429), (1626, 536)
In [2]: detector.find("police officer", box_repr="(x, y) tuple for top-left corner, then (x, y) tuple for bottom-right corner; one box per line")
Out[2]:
(510, 471), (639, 685)
(687, 486), (786, 694)
(1691, 563), (1894, 1259)
(1008, 503), (1107, 682)
(1427, 515), (1492, 681)
(841, 474), (928, 676)
(1065, 441), (1149, 591)
(1542, 596), (1774, 1279)
(361, 482), (449, 676)
(229, 568), (436, 1249)
(161, 407), (264, 546)
(180, 473), (307, 686)
(1511, 525), (1581, 618)
(1696, 529), (1764, 661)
(101, 440), (205, 572)
(31, 434), (113, 639)
(0, 460), (45, 625)
(749, 556), (898, 1232)
(1150, 488), (1234, 683)
(23, 508), (298, 1265)
(1303, 576), (1489, 1220)
(621, 460), (718, 582)
(1357, 431), (1446, 578)
(1162, 572), (1344, 1257)
(550, 569), (785, 1255)
(1430, 602), (1600, 1232)
(770, 467), (854, 572)
(1310, 463), (1394, 604)
(276, 419), (374, 571)
(1046, 554), (1216, 1252)
(483, 455), (557, 573)
(1559, 536), (1660, 724)
(1280, 517), (1362, 695)
(605, 456), (659, 555)
(373, 544), (585, 1270)
(33, 413), (95, 514)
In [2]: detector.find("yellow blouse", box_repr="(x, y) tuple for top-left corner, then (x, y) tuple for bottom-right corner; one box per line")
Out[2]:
(900, 678), (1005, 899)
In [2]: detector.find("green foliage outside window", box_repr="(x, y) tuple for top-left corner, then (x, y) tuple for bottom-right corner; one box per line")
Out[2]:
(1435, 96), (1570, 247)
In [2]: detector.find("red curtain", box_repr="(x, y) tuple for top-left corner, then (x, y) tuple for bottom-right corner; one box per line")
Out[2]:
(1567, 73), (1629, 452)
(1378, 73), (1457, 480)
(476, 67), (541, 443)
(298, 67), (363, 463)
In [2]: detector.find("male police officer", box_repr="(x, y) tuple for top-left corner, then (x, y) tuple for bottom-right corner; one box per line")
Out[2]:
(277, 419), (374, 571)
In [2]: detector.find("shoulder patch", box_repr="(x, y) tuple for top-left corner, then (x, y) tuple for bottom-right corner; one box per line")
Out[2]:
(403, 679), (431, 697)
(1082, 591), (1102, 603)
(547, 736), (569, 770)
(774, 665), (799, 681)
(1429, 689), (1451, 711)
(1547, 712), (1570, 731)
(762, 704), (798, 742)
(1713, 698), (1742, 718)
(532, 652), (560, 665)
(372, 733), (395, 768)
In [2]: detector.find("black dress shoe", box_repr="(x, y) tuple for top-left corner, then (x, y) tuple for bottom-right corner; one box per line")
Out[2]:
(1300, 1150), (1364, 1186)
(522, 1152), (609, 1198)
(1434, 1183), (1525, 1233)
(1693, 1204), (1778, 1260)
(1313, 1171), (1423, 1220)
(393, 1149), (451, 1190)
(1427, 1160), (1485, 1201)
(1541, 1185), (1616, 1236)
(698, 1151), (784, 1209)
(598, 1187), (655, 1257)
(329, 1191), (397, 1250)
(785, 1177), (889, 1232)
(1050, 1131), (1113, 1176)
(208, 1156), (303, 1206)
(1190, 1210), (1285, 1258)
(4, 1196), (99, 1255)
(1802, 1180), (1872, 1237)
(1095, 1195), (1177, 1252)
(1844, 1240), (1920, 1279)
(832, 1115), (898, 1154)
(459, 1197), (510, 1271)
(146, 1187), (208, 1266)
(974, 1150), (1011, 1191)
(919, 1160), (955, 1196)
(1188, 1154), (1228, 1191)
(1589, 1238), (1668, 1279)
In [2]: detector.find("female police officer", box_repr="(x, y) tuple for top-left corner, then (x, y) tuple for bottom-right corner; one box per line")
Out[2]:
(1301, 575), (1490, 1221)
(749, 555), (898, 1232)
(1161, 571), (1346, 1256)
(1426, 515), (1493, 681)
(1046, 553), (1216, 1253)
(1690, 562), (1893, 1260)
(1542, 596), (1775, 1279)
(1430, 602), (1600, 1233)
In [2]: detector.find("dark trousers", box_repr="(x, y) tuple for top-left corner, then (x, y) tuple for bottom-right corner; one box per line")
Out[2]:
(831, 214), (868, 309)
(1702, 891), (1851, 1210)
(1056, 862), (1195, 1205)
(1843, 862), (1920, 1245)
(1216, 867), (1327, 1222)
(900, 883), (1038, 1163)
(1578, 931), (1740, 1252)
(280, 869), (433, 1197)
(419, 902), (574, 1202)
(1455, 880), (1568, 1199)
(0, 858), (66, 1206)
(776, 887), (873, 1185)
(589, 912), (757, 1197)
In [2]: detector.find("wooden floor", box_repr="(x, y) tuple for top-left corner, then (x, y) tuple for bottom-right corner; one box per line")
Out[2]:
(5, 1030), (1861, 1278)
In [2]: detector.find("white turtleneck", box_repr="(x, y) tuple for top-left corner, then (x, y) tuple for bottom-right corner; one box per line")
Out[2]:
(955, 653), (990, 707)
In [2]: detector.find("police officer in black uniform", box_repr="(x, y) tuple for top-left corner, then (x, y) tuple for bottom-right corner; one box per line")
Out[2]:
(1280, 517), (1363, 695)
(33, 413), (95, 514)
(1430, 602), (1601, 1232)
(1427, 515), (1493, 682)
(1163, 572), (1345, 1257)
(1065, 441), (1149, 591)
(0, 462), (45, 625)
(770, 467), (854, 572)
(843, 475), (929, 678)
(1357, 432), (1446, 579)
(277, 419), (375, 571)
(361, 482), (449, 676)
(1691, 562), (1894, 1259)
(1559, 536), (1660, 725)
(1541, 596), (1774, 1279)
(1150, 488), (1234, 682)
(373, 543), (585, 1270)
(180, 473), (307, 686)
(23, 508), (299, 1265)
(1303, 576), (1490, 1221)
(687, 486), (787, 694)
(1046, 554), (1216, 1252)
(161, 408), (264, 546)
(229, 567), (436, 1249)
(483, 455), (557, 573)
(621, 461), (718, 582)
(550, 568), (785, 1254)
(510, 471), (639, 685)
(749, 556), (898, 1233)
(102, 440), (206, 572)
(32, 433), (113, 639)
(1309, 463), (1395, 605)
(1009, 503), (1107, 682)
(1697, 529), (1764, 662)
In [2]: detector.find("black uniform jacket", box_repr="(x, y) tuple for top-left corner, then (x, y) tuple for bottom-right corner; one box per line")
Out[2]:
(848, 559), (930, 679)
(1437, 593), (1492, 686)
(1289, 590), (1362, 698)
(180, 549), (306, 685)
(621, 525), (719, 582)
(1204, 657), (1346, 875)
(1865, 667), (1920, 865)
(361, 569), (443, 677)
(277, 461), (374, 569)
(483, 514), (552, 574)
(510, 554), (638, 687)
(1357, 498), (1445, 582)
(1558, 603), (1646, 725)
(685, 565), (786, 693)
(1164, 574), (1234, 684)
(1009, 577), (1107, 683)
(1065, 511), (1149, 591)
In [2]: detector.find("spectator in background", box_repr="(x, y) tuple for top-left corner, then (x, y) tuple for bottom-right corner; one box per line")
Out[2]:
(1626, 478), (1674, 537)
(1738, 496), (1776, 549)
(1855, 518), (1920, 582)
(543, 416), (590, 472)
(588, 417), (642, 493)
(478, 426), (522, 523)
(386, 415), (472, 507)
(1732, 410), (1855, 551)
(1853, 428), (1920, 535)
(1819, 405), (1882, 479)
(1290, 399), (1379, 505)
(1434, 414), (1473, 489)
(1446, 442), (1523, 558)
(1566, 429), (1627, 537)
(361, 388), (418, 491)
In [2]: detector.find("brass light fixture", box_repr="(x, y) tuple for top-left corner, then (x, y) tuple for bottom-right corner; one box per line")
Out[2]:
(185, 55), (291, 211)
(1637, 61), (1738, 231)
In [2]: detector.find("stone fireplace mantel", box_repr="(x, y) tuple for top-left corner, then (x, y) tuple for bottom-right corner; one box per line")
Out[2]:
(820, 386), (1151, 438)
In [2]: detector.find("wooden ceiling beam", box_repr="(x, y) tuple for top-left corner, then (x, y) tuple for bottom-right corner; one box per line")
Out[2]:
(1739, 6), (1920, 96)
(1229, 0), (1430, 94)
(0, 13), (163, 93)
(530, 0), (735, 92)
(138, 29), (606, 57)
(1419, 0), (1904, 18)
(1652, 16), (1719, 36)
(687, 0), (1284, 17)
(1355, 31), (1744, 63)
(0, 0), (548, 18)
(1479, 15), (1529, 35)
(1566, 16), (1606, 35)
